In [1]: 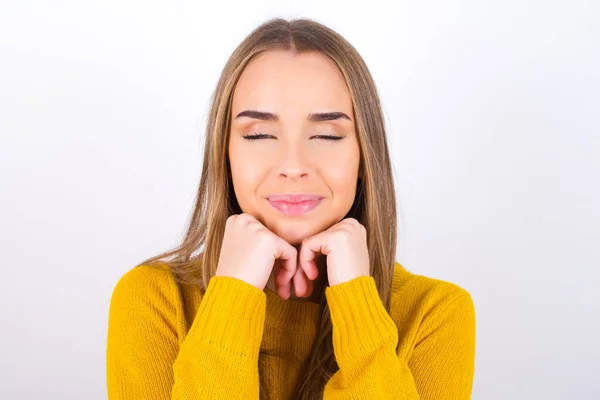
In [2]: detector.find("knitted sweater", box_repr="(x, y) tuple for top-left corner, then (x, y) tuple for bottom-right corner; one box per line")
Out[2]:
(106, 262), (476, 399)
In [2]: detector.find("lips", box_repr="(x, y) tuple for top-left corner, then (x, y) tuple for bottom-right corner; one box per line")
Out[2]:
(267, 194), (324, 216)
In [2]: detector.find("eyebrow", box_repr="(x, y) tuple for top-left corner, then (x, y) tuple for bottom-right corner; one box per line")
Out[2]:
(234, 110), (352, 122)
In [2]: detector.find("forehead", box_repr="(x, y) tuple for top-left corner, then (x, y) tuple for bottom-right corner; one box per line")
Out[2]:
(231, 50), (353, 118)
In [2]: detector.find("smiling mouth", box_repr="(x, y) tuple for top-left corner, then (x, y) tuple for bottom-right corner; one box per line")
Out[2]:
(266, 197), (324, 216)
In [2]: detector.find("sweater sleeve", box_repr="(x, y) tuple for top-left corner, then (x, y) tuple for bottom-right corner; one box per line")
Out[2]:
(323, 276), (476, 399)
(106, 266), (266, 400)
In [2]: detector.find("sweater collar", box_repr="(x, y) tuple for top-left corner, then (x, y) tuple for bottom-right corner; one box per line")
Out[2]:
(263, 287), (322, 336)
(260, 262), (412, 336)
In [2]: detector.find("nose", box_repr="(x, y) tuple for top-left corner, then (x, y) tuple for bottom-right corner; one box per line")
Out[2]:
(276, 141), (310, 180)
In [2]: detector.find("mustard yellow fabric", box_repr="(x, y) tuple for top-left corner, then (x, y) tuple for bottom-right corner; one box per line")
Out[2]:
(107, 262), (476, 399)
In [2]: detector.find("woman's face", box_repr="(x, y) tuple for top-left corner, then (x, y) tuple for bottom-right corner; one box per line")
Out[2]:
(228, 50), (360, 246)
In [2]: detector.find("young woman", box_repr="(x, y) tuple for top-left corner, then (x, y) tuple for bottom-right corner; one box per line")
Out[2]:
(107, 18), (476, 400)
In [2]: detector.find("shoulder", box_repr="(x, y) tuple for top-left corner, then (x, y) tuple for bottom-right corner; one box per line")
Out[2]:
(111, 263), (177, 297)
(389, 262), (475, 324)
(107, 263), (188, 374)
(388, 263), (476, 396)
(109, 262), (183, 319)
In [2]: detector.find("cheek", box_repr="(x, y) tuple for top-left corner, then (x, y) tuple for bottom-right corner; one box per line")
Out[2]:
(231, 166), (257, 198)
(320, 142), (360, 194)
(229, 151), (267, 209)
(321, 161), (359, 208)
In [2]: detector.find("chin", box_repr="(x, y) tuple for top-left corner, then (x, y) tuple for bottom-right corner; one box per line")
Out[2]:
(268, 220), (317, 246)
(260, 214), (331, 246)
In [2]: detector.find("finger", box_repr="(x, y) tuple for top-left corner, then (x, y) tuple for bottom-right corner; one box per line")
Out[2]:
(277, 279), (292, 300)
(273, 259), (294, 300)
(273, 237), (297, 299)
(275, 240), (297, 286)
(274, 264), (290, 300)
(275, 252), (298, 286)
(305, 276), (313, 297)
(272, 258), (282, 285)
(237, 213), (257, 225)
(301, 269), (314, 298)
(275, 266), (292, 300)
(299, 232), (332, 280)
(292, 267), (307, 297)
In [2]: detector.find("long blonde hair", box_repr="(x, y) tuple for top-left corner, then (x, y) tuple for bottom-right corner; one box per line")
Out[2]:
(138, 17), (398, 399)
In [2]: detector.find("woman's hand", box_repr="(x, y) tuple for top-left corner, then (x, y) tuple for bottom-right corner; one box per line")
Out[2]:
(299, 218), (370, 286)
(215, 213), (314, 299)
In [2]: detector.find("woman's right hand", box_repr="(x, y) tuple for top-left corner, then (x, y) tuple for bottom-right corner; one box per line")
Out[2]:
(215, 213), (316, 299)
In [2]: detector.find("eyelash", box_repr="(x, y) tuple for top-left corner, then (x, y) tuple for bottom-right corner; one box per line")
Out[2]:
(241, 133), (346, 141)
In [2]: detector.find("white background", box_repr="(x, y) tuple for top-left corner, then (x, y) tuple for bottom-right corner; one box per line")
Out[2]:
(1, 1), (598, 399)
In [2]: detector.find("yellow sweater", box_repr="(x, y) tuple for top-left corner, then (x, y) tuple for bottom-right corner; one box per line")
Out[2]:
(106, 262), (476, 399)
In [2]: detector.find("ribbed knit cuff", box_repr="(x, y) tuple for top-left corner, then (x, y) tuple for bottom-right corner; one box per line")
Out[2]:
(325, 276), (398, 363)
(187, 276), (266, 359)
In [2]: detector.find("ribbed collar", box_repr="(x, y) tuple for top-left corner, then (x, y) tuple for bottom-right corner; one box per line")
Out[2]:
(263, 287), (322, 336)
(259, 262), (413, 336)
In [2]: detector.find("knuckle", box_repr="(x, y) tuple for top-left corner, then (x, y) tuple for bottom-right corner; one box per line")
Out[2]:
(239, 213), (259, 227)
(256, 229), (273, 243)
(237, 213), (251, 221)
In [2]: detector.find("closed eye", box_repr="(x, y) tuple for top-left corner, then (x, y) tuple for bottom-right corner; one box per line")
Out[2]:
(241, 133), (274, 140)
(241, 132), (346, 141)
(311, 134), (346, 141)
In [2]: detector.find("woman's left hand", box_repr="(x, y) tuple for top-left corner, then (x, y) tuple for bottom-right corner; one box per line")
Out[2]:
(299, 218), (370, 287)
